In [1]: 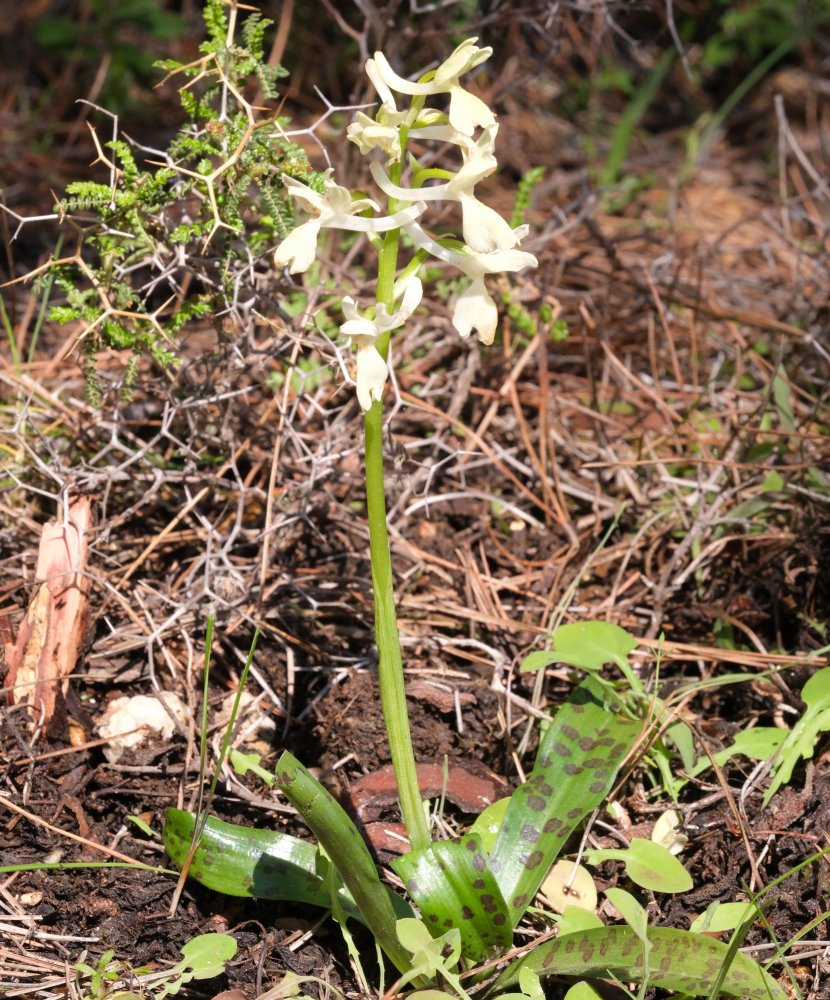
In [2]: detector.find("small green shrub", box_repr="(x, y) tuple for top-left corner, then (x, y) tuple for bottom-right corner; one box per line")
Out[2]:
(36, 0), (324, 402)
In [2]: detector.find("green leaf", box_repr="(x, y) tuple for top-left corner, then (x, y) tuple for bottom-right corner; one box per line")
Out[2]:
(521, 623), (639, 678)
(760, 470), (785, 493)
(468, 797), (510, 852)
(764, 667), (830, 804)
(274, 751), (413, 974)
(489, 680), (639, 924)
(519, 650), (560, 673)
(392, 834), (512, 963)
(586, 839), (693, 893)
(484, 926), (786, 999)
(690, 900), (760, 934)
(727, 726), (786, 762)
(551, 621), (638, 673)
(665, 719), (696, 773)
(606, 888), (651, 982)
(156, 933), (238, 998)
(682, 726), (785, 788)
(554, 905), (603, 934)
(229, 748), (276, 787)
(126, 814), (156, 838)
(162, 809), (411, 926)
(179, 933), (237, 978)
(563, 984), (603, 1000)
(394, 919), (470, 1000)
(773, 369), (796, 434)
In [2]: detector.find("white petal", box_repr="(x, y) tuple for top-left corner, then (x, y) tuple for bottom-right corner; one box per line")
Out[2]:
(365, 57), (399, 113)
(458, 193), (521, 253)
(341, 296), (361, 323)
(369, 161), (450, 202)
(282, 176), (326, 216)
(457, 247), (539, 280)
(453, 278), (498, 344)
(322, 177), (366, 216)
(398, 274), (424, 318)
(341, 317), (377, 339)
(448, 85), (496, 136)
(355, 342), (388, 411)
(347, 113), (401, 160)
(433, 39), (492, 86)
(370, 51), (436, 97)
(340, 295), (377, 339)
(273, 219), (322, 274)
(327, 200), (426, 233)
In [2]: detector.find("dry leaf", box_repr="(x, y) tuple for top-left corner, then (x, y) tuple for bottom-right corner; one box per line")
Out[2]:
(4, 491), (94, 735)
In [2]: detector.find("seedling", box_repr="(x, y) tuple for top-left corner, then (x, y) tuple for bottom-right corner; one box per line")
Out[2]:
(74, 934), (236, 1000)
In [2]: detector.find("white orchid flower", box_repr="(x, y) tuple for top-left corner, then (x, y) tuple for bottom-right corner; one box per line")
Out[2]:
(274, 171), (426, 274)
(368, 127), (521, 254)
(340, 276), (423, 410)
(369, 38), (495, 136)
(347, 111), (402, 161)
(404, 221), (536, 345)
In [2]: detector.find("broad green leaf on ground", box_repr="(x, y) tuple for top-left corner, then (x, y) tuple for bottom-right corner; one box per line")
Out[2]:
(392, 833), (512, 963)
(178, 933), (237, 979)
(489, 679), (640, 925)
(563, 985), (603, 1000)
(483, 926), (786, 999)
(585, 838), (692, 893)
(156, 933), (237, 999)
(674, 726), (785, 794)
(394, 919), (470, 1000)
(163, 809), (412, 923)
(605, 888), (651, 975)
(554, 905), (604, 934)
(665, 719), (696, 772)
(551, 621), (638, 672)
(164, 809), (337, 903)
(764, 667), (830, 804)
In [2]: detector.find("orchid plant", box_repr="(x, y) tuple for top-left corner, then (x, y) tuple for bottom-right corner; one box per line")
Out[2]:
(272, 36), (538, 853)
(164, 38), (786, 1000)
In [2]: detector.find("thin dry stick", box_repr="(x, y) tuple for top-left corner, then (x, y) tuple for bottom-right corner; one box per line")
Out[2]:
(117, 400), (279, 587)
(686, 719), (764, 893)
(0, 795), (163, 870)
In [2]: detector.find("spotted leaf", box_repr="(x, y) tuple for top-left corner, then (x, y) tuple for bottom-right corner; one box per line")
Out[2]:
(489, 679), (639, 924)
(392, 833), (512, 963)
(484, 925), (786, 999)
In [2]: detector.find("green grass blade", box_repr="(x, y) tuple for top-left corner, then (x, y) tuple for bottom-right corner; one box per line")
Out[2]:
(489, 680), (639, 924)
(274, 750), (413, 974)
(600, 50), (674, 187)
(391, 833), (513, 963)
(485, 926), (786, 1000)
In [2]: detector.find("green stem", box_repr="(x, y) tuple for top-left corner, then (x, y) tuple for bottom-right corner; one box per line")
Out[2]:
(363, 225), (431, 854)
